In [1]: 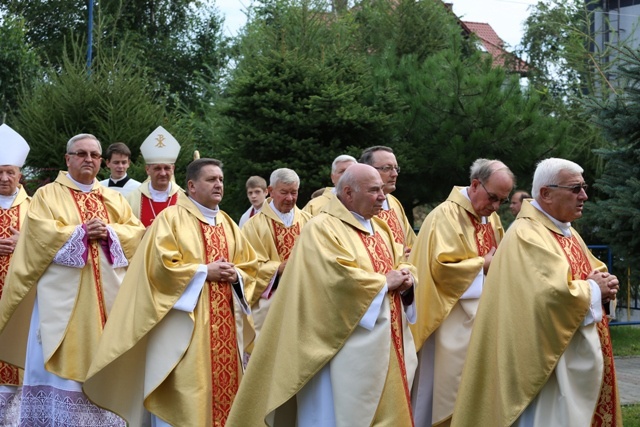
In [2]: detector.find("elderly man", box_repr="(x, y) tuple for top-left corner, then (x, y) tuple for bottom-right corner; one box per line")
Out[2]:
(126, 126), (186, 226)
(302, 154), (357, 216)
(410, 158), (514, 427)
(0, 133), (145, 425)
(452, 158), (621, 427)
(84, 158), (258, 427)
(0, 124), (31, 418)
(227, 163), (418, 426)
(99, 142), (141, 196)
(242, 168), (312, 335)
(509, 189), (531, 217)
(360, 146), (416, 252)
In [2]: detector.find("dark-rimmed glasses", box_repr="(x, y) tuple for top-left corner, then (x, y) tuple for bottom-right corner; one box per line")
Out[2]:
(373, 165), (401, 173)
(68, 151), (102, 160)
(480, 181), (509, 205)
(547, 183), (588, 194)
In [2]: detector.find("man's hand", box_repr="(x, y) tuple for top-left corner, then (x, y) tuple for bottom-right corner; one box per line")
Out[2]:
(207, 258), (238, 283)
(483, 247), (497, 274)
(587, 270), (619, 303)
(85, 218), (108, 241)
(386, 268), (414, 292)
(0, 227), (19, 256)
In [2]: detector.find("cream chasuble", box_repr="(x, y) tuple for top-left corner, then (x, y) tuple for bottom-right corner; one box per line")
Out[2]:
(451, 201), (622, 427)
(226, 196), (418, 427)
(409, 186), (503, 427)
(125, 178), (186, 227)
(84, 197), (258, 427)
(0, 186), (29, 387)
(241, 200), (312, 334)
(302, 187), (334, 216)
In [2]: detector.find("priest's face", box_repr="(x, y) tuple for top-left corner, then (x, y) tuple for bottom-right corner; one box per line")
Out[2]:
(269, 182), (299, 213)
(542, 170), (588, 223)
(0, 166), (21, 196)
(188, 164), (224, 209)
(469, 170), (513, 217)
(145, 163), (174, 191)
(65, 138), (102, 185)
(348, 166), (386, 219)
(330, 160), (356, 185)
(370, 150), (399, 194)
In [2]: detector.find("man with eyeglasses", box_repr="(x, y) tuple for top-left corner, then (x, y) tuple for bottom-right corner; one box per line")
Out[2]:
(360, 146), (416, 254)
(409, 158), (514, 427)
(452, 158), (621, 427)
(0, 133), (145, 426)
(126, 126), (187, 227)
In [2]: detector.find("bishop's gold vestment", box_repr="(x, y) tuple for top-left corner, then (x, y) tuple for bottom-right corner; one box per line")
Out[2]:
(451, 201), (622, 427)
(226, 196), (418, 427)
(84, 197), (258, 427)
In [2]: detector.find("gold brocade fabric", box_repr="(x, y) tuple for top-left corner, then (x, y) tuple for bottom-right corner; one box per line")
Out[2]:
(200, 223), (239, 427)
(377, 194), (416, 249)
(552, 234), (621, 427)
(240, 201), (311, 305)
(359, 231), (414, 426)
(83, 198), (258, 427)
(466, 212), (497, 256)
(271, 220), (299, 261)
(0, 173), (144, 383)
(377, 208), (405, 245)
(0, 187), (29, 386)
(451, 201), (621, 427)
(226, 196), (418, 427)
(409, 187), (503, 351)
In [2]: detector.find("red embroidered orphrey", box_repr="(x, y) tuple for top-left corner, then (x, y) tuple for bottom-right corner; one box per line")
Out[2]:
(0, 205), (21, 384)
(377, 208), (405, 245)
(70, 189), (110, 327)
(359, 231), (414, 427)
(271, 219), (300, 261)
(467, 213), (497, 257)
(552, 232), (620, 427)
(200, 222), (239, 426)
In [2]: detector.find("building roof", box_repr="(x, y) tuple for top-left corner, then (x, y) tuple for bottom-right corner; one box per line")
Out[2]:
(461, 20), (529, 75)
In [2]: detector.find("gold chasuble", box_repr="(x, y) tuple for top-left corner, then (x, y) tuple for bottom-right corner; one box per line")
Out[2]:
(226, 196), (418, 427)
(409, 186), (503, 427)
(125, 178), (186, 227)
(84, 197), (258, 427)
(376, 194), (416, 250)
(451, 201), (622, 427)
(241, 201), (311, 334)
(302, 187), (334, 216)
(0, 186), (30, 385)
(0, 172), (144, 382)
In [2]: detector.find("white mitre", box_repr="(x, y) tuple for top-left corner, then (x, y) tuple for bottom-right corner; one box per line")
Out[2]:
(140, 126), (180, 164)
(0, 124), (30, 167)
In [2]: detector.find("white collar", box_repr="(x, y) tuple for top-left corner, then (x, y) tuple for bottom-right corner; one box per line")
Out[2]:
(531, 200), (572, 237)
(269, 200), (294, 227)
(67, 174), (95, 193)
(0, 189), (18, 210)
(149, 182), (172, 202)
(350, 211), (373, 235)
(190, 197), (219, 226)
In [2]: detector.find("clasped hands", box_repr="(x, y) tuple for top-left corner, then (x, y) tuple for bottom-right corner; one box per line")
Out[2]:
(85, 218), (108, 241)
(0, 227), (19, 256)
(386, 268), (414, 293)
(587, 270), (619, 303)
(206, 258), (238, 284)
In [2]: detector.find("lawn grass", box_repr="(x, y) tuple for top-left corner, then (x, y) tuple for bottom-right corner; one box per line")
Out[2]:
(610, 325), (640, 356)
(623, 404), (640, 426)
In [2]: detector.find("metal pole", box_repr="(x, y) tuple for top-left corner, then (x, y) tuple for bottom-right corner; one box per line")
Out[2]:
(87, 0), (94, 73)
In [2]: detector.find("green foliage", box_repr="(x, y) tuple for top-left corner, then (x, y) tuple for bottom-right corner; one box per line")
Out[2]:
(610, 325), (640, 357)
(585, 48), (640, 287)
(623, 404), (640, 427)
(0, 15), (40, 121)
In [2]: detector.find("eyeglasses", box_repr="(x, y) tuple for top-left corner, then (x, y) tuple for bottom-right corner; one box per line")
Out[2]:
(480, 181), (509, 205)
(547, 183), (588, 194)
(373, 165), (401, 173)
(68, 151), (102, 160)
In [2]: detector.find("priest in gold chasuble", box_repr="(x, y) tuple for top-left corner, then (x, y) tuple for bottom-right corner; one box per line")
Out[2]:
(452, 158), (621, 427)
(302, 154), (356, 216)
(84, 158), (258, 427)
(0, 124), (31, 422)
(242, 168), (312, 336)
(0, 133), (145, 426)
(409, 159), (514, 427)
(227, 164), (418, 427)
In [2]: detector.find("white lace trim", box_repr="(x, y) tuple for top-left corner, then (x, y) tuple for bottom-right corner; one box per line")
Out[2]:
(106, 226), (128, 268)
(52, 226), (87, 268)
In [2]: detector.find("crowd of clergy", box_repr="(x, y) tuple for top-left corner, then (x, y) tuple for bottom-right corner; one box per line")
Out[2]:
(0, 122), (622, 427)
